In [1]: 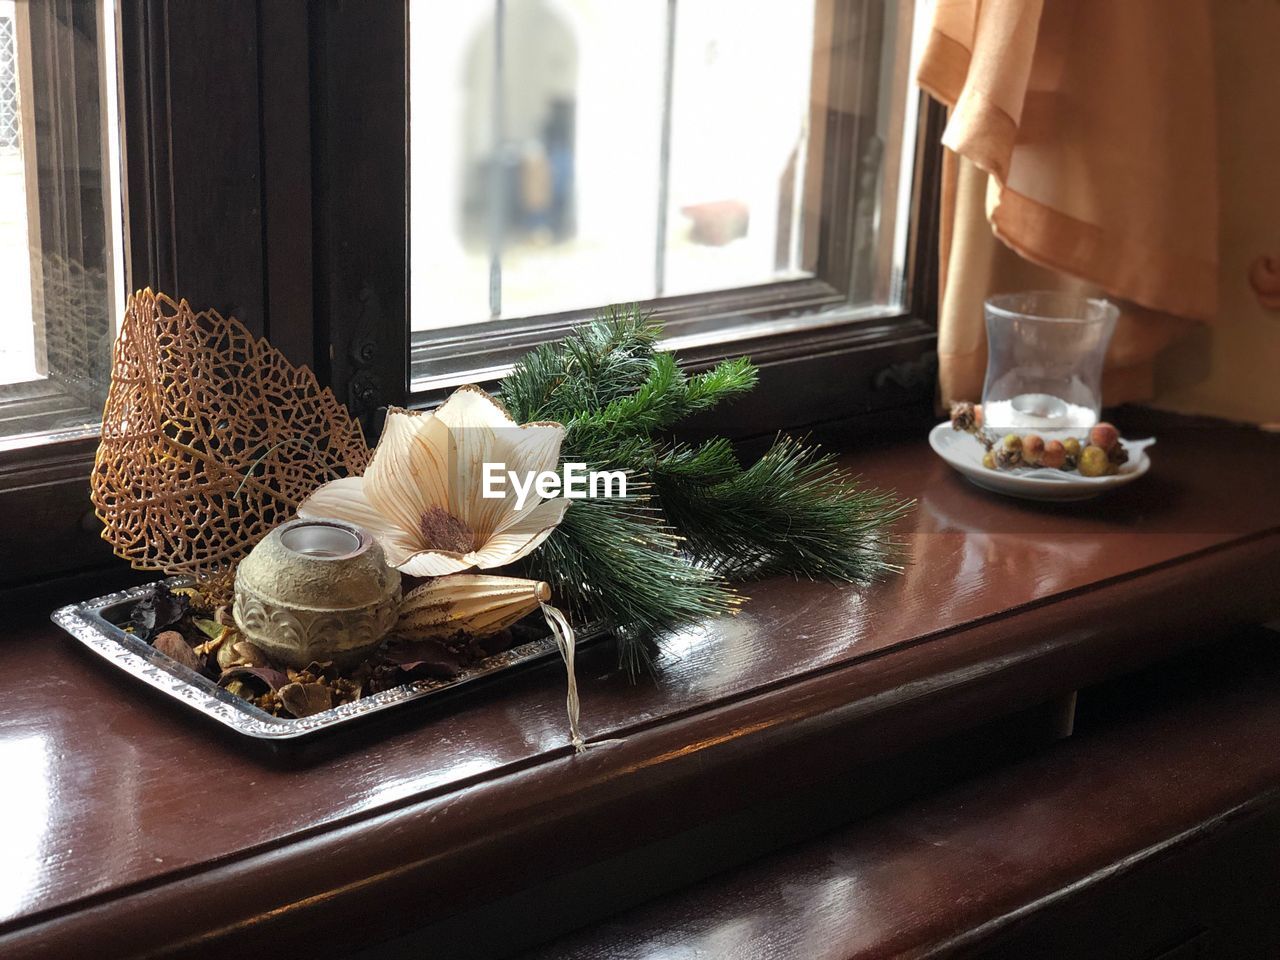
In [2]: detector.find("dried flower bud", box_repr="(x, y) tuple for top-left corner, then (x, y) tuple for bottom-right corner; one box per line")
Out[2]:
(950, 401), (980, 433)
(994, 445), (1022, 469)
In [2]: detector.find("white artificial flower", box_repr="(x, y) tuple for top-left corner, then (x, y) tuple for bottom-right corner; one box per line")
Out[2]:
(298, 386), (567, 576)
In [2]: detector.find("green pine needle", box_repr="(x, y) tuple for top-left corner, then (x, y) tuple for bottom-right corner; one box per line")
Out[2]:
(499, 303), (911, 676)
(515, 491), (737, 674)
(654, 436), (913, 582)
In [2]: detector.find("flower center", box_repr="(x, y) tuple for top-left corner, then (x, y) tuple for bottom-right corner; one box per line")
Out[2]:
(418, 506), (476, 554)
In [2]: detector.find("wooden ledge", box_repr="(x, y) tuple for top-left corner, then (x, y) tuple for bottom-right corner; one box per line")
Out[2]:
(526, 632), (1280, 960)
(0, 410), (1277, 958)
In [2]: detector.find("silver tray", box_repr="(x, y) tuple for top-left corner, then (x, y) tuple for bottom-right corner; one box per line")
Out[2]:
(52, 578), (589, 741)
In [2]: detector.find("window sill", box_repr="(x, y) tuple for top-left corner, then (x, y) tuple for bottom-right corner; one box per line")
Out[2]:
(1, 409), (1277, 958)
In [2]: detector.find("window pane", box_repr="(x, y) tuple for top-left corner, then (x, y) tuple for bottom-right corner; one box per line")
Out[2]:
(661, 0), (817, 298)
(411, 1), (668, 329)
(409, 0), (919, 341)
(0, 0), (123, 446)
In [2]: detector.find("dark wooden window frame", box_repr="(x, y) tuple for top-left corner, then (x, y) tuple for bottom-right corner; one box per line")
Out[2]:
(0, 0), (942, 591)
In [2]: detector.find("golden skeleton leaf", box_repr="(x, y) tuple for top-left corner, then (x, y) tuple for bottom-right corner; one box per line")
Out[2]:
(91, 290), (371, 600)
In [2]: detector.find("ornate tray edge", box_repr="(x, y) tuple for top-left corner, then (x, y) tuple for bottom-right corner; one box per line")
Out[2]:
(51, 579), (588, 741)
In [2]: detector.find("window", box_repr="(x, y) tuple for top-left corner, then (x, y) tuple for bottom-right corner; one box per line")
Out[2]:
(0, 0), (124, 449)
(0, 0), (940, 589)
(408, 0), (930, 394)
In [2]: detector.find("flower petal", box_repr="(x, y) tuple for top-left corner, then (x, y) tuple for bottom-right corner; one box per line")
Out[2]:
(472, 421), (565, 546)
(297, 476), (422, 566)
(363, 408), (454, 547)
(297, 476), (390, 534)
(503, 422), (565, 483)
(394, 550), (475, 578)
(466, 497), (569, 569)
(439, 388), (564, 541)
(433, 385), (516, 431)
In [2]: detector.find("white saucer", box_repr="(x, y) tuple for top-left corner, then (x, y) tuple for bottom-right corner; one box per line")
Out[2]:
(928, 422), (1154, 501)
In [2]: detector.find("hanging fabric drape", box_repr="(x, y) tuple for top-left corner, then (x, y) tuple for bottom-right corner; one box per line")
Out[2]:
(917, 0), (1218, 406)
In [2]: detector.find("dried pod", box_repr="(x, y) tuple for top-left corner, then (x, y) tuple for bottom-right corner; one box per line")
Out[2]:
(278, 681), (332, 718)
(153, 630), (201, 671)
(231, 641), (270, 667)
(396, 575), (552, 640)
(949, 401), (980, 433)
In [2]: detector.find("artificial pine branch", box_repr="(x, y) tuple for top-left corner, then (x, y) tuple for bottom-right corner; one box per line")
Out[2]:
(501, 305), (660, 424)
(500, 303), (911, 675)
(514, 489), (737, 675)
(654, 436), (912, 581)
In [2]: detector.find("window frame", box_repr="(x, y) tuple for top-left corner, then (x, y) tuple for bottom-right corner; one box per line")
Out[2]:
(0, 0), (942, 591)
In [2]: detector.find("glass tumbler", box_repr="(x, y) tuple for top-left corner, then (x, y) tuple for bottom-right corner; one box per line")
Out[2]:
(981, 291), (1118, 439)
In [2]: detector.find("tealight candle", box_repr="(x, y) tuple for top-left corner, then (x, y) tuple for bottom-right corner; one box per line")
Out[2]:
(233, 518), (401, 668)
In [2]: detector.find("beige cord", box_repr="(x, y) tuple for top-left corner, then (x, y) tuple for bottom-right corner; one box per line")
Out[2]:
(540, 601), (585, 754)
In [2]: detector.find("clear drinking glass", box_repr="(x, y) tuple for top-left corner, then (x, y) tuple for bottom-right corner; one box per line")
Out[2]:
(981, 292), (1118, 439)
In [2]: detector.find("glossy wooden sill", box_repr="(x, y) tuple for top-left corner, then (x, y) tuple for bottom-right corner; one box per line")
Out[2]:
(0, 409), (1277, 958)
(527, 632), (1280, 960)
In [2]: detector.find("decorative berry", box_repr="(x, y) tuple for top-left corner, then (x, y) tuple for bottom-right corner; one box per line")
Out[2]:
(1089, 422), (1120, 453)
(1022, 434), (1045, 465)
(1062, 437), (1082, 459)
(1040, 440), (1067, 470)
(982, 450), (997, 470)
(1001, 434), (1022, 452)
(1078, 444), (1110, 477)
(973, 404), (984, 428)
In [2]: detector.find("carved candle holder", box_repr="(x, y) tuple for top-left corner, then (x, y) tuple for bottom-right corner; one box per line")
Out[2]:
(232, 518), (401, 668)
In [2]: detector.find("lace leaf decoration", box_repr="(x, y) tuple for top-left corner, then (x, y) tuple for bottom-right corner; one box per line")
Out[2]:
(91, 290), (371, 597)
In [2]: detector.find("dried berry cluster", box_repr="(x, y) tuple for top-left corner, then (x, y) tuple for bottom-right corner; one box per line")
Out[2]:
(949, 402), (1130, 477)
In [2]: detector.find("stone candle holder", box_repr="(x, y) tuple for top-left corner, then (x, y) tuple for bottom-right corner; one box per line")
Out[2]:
(232, 518), (401, 668)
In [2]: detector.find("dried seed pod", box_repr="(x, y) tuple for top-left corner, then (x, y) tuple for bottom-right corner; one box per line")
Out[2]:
(278, 681), (332, 718)
(396, 575), (552, 640)
(949, 401), (980, 433)
(153, 630), (200, 670)
(993, 436), (1023, 469)
(231, 641), (270, 667)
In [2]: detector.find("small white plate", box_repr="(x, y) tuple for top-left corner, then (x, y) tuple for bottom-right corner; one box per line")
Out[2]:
(928, 422), (1154, 501)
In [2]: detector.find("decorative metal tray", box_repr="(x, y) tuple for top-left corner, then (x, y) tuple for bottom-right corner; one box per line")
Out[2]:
(52, 579), (588, 741)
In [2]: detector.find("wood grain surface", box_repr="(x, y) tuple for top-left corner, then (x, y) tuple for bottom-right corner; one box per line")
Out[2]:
(0, 411), (1276, 957)
(524, 633), (1280, 960)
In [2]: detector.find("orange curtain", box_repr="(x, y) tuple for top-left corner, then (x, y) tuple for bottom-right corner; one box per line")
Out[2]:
(917, 0), (1218, 406)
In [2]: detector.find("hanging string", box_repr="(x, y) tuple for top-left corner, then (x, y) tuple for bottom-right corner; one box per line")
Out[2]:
(541, 600), (585, 754)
